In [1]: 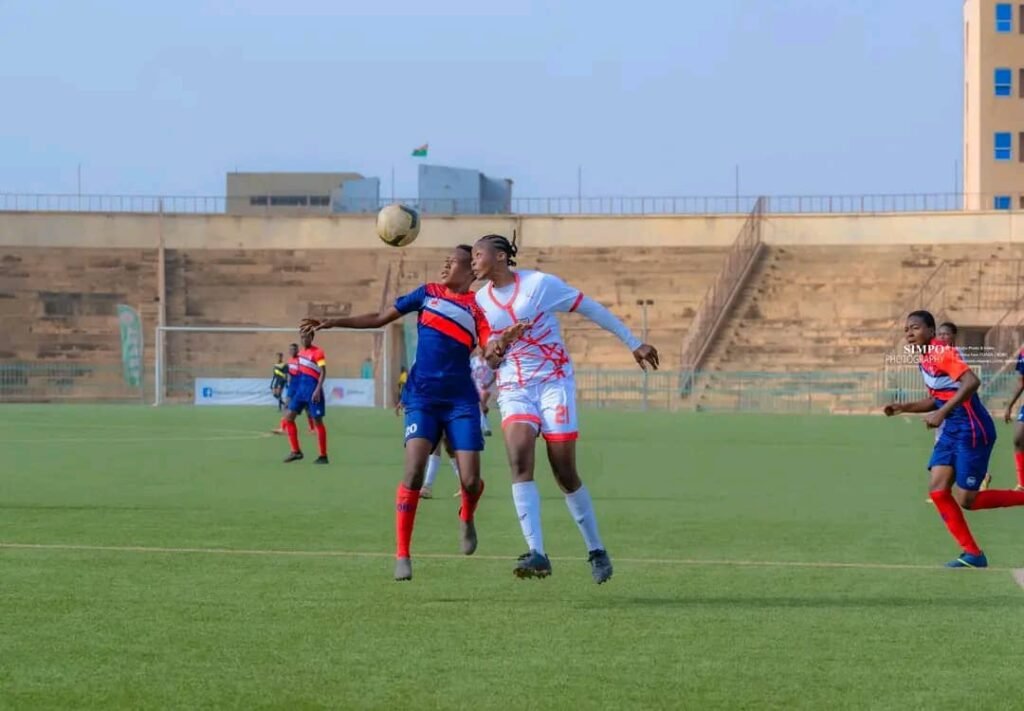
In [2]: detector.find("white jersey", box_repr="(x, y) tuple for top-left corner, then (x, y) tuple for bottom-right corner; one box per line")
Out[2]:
(470, 354), (496, 393)
(475, 270), (583, 390)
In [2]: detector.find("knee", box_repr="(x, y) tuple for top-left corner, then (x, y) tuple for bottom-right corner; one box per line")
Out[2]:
(548, 460), (581, 492)
(1014, 434), (1024, 450)
(954, 489), (976, 509)
(403, 464), (425, 490)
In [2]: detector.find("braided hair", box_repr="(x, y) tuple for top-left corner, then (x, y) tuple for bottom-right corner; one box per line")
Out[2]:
(478, 231), (518, 267)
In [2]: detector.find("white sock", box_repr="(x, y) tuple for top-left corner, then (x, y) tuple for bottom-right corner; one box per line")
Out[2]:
(512, 481), (545, 555)
(449, 457), (461, 481)
(424, 454), (441, 487)
(564, 485), (604, 552)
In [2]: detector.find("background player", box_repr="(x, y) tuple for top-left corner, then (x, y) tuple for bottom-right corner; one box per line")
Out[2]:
(274, 343), (307, 435)
(271, 352), (288, 411)
(281, 332), (328, 464)
(302, 246), (498, 581)
(1003, 344), (1024, 492)
(420, 435), (461, 499)
(936, 321), (957, 346)
(884, 310), (1024, 568)
(471, 348), (495, 437)
(395, 366), (408, 414)
(472, 233), (659, 584)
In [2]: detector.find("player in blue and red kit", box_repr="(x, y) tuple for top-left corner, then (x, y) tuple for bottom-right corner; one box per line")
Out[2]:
(274, 343), (314, 436)
(884, 310), (1024, 567)
(302, 245), (511, 581)
(281, 332), (328, 464)
(1002, 345), (1024, 491)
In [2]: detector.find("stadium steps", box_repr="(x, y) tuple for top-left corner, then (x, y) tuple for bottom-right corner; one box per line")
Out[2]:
(691, 244), (1023, 410)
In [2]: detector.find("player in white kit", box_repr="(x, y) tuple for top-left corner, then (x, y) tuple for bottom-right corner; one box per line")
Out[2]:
(472, 233), (659, 583)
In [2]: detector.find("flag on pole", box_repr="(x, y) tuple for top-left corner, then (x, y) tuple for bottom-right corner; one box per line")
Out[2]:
(411, 143), (428, 157)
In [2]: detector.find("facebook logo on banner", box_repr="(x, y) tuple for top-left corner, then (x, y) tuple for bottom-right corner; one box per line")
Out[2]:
(202, 387), (214, 398)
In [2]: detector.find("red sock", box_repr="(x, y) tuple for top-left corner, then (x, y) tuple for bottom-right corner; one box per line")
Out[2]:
(395, 485), (420, 558)
(969, 489), (1024, 510)
(284, 420), (300, 453)
(1015, 452), (1024, 488)
(315, 421), (327, 457)
(929, 490), (982, 555)
(279, 417), (287, 431)
(459, 479), (485, 523)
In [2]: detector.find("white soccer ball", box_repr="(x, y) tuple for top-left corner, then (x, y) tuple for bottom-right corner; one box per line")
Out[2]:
(376, 204), (421, 247)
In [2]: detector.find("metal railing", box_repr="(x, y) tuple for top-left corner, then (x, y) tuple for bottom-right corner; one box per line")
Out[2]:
(678, 197), (765, 392)
(0, 191), (1017, 217)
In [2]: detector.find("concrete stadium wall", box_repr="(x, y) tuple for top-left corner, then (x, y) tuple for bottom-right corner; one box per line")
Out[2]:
(3, 210), (1024, 250)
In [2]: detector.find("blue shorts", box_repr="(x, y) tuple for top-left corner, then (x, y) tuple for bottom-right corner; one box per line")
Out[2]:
(404, 400), (482, 452)
(928, 436), (994, 491)
(288, 391), (325, 419)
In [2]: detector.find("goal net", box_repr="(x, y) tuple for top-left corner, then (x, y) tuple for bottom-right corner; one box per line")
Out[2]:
(154, 325), (393, 408)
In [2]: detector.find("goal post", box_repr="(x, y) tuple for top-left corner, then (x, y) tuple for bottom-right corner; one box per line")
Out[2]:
(154, 325), (392, 408)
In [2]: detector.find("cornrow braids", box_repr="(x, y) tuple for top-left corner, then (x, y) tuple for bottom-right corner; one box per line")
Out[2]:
(479, 231), (519, 267)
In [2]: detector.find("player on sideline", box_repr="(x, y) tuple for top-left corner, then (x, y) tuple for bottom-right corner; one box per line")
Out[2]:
(884, 310), (1024, 568)
(1002, 344), (1024, 492)
(281, 331), (329, 464)
(274, 343), (312, 435)
(472, 233), (659, 584)
(471, 348), (496, 437)
(302, 245), (504, 581)
(271, 352), (288, 411)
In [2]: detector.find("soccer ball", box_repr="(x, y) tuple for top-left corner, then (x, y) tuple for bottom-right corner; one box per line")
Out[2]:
(376, 204), (421, 247)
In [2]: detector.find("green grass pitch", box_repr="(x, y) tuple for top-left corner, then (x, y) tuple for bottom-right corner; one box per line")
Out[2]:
(4, 405), (1024, 709)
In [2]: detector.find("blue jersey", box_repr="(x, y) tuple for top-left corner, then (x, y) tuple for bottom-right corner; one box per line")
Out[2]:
(395, 283), (490, 406)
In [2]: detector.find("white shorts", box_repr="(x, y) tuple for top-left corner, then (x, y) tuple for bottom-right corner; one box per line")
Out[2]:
(497, 377), (578, 442)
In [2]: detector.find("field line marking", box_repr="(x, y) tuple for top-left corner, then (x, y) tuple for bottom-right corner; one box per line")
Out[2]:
(0, 432), (274, 444)
(0, 542), (1001, 572)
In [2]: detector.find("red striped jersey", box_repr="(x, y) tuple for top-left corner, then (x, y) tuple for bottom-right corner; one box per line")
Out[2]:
(919, 338), (994, 446)
(395, 283), (490, 404)
(294, 346), (326, 388)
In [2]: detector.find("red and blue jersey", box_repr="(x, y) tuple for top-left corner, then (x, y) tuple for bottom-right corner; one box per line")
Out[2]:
(293, 346), (326, 395)
(395, 283), (491, 405)
(919, 338), (994, 447)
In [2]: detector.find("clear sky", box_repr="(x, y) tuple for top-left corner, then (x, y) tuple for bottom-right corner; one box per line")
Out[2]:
(0, 0), (962, 199)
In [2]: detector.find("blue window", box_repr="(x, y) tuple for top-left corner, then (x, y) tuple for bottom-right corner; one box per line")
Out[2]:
(996, 132), (1013, 160)
(996, 68), (1013, 96)
(995, 195), (1012, 210)
(997, 3), (1013, 32)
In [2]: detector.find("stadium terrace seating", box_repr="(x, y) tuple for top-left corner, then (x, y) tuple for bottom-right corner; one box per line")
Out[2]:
(695, 243), (1024, 411)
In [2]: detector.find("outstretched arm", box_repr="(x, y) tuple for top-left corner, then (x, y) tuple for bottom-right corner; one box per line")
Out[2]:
(302, 306), (402, 333)
(575, 297), (643, 351)
(574, 296), (660, 370)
